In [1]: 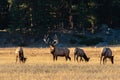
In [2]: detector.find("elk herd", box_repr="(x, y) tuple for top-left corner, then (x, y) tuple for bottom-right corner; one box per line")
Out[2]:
(15, 34), (114, 64)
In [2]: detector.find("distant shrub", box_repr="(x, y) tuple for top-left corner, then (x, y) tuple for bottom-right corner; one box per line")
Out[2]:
(79, 37), (103, 46)
(17, 42), (28, 47)
(73, 33), (87, 39)
(69, 38), (78, 44)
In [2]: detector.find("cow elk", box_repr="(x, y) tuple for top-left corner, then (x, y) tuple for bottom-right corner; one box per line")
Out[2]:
(74, 47), (90, 62)
(43, 34), (71, 61)
(100, 47), (114, 64)
(15, 47), (27, 63)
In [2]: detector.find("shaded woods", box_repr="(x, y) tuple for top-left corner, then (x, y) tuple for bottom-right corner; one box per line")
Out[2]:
(0, 0), (120, 46)
(1, 0), (120, 33)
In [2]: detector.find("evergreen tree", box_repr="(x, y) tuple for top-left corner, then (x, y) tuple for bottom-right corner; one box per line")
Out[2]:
(0, 0), (9, 29)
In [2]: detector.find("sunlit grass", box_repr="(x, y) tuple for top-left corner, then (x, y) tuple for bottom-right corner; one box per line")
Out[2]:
(0, 47), (120, 80)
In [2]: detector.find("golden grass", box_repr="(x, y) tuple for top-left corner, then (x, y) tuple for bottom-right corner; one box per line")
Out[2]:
(0, 47), (120, 80)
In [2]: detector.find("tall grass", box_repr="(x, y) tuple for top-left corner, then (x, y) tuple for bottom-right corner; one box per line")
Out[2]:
(0, 47), (120, 80)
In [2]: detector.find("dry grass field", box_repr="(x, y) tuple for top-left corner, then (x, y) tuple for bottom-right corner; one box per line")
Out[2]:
(0, 47), (120, 80)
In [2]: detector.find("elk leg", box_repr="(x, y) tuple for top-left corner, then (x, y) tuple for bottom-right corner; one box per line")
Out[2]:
(68, 56), (71, 61)
(53, 56), (55, 61)
(19, 57), (22, 63)
(55, 56), (58, 61)
(21, 57), (25, 63)
(103, 57), (107, 64)
(110, 56), (114, 64)
(65, 56), (68, 61)
(76, 56), (79, 62)
(66, 56), (71, 61)
(80, 57), (83, 61)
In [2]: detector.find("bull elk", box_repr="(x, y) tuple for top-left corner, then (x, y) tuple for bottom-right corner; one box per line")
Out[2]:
(15, 47), (27, 63)
(74, 47), (90, 62)
(43, 34), (71, 61)
(100, 47), (114, 64)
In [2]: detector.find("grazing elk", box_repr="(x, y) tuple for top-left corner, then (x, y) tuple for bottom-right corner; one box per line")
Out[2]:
(15, 47), (27, 63)
(100, 47), (114, 64)
(74, 47), (90, 62)
(43, 34), (71, 61)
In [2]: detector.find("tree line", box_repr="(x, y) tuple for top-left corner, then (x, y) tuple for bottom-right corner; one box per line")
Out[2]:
(0, 0), (120, 35)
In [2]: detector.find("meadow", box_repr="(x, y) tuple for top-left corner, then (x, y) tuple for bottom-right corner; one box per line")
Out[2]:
(0, 47), (120, 80)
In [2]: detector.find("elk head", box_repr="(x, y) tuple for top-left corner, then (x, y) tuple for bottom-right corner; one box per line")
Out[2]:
(43, 33), (58, 54)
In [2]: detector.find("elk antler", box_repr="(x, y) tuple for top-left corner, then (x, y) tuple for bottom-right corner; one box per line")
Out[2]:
(52, 34), (58, 45)
(43, 33), (58, 45)
(43, 34), (49, 44)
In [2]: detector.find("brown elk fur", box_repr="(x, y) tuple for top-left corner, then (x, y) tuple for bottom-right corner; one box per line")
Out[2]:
(50, 45), (71, 61)
(43, 34), (71, 61)
(100, 47), (114, 64)
(74, 48), (90, 62)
